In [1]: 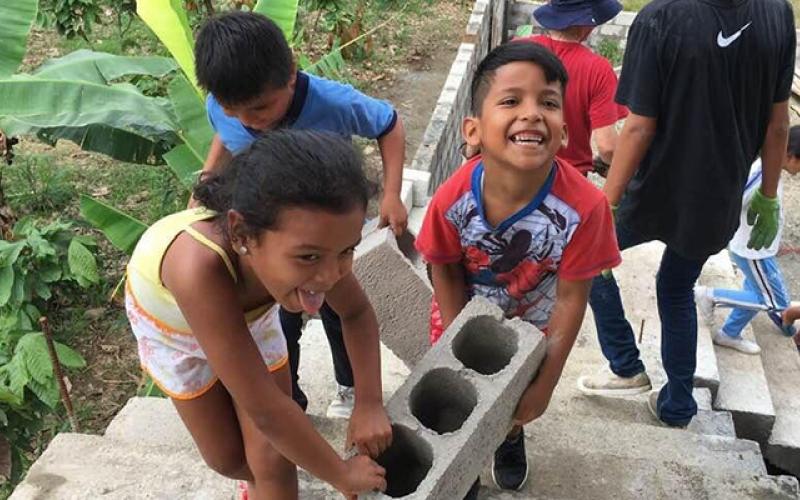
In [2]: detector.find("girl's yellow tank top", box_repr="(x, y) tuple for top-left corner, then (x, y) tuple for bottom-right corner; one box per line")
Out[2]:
(126, 208), (269, 334)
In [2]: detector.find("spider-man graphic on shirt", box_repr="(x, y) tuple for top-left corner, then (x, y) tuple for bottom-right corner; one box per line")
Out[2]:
(416, 157), (620, 343)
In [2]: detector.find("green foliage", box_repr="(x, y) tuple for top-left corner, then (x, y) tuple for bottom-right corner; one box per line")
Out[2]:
(79, 195), (147, 254)
(515, 24), (533, 37)
(0, 0), (38, 77)
(597, 37), (623, 67)
(4, 154), (76, 214)
(0, 217), (92, 487)
(38, 0), (101, 40)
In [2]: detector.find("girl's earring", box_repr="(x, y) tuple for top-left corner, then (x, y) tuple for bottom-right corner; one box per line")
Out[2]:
(238, 245), (248, 255)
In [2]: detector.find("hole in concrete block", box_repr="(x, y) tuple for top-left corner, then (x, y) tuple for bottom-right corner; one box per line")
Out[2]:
(375, 424), (433, 498)
(396, 231), (422, 267)
(452, 316), (517, 375)
(410, 368), (477, 434)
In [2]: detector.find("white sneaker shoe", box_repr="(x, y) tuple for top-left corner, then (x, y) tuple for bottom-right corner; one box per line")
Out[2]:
(712, 330), (761, 354)
(577, 366), (652, 396)
(694, 286), (715, 325)
(326, 384), (355, 419)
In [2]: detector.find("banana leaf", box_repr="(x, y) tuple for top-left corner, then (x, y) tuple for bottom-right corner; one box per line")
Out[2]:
(0, 75), (180, 164)
(169, 75), (213, 164)
(164, 74), (213, 188)
(254, 0), (299, 43)
(137, 0), (199, 95)
(79, 195), (147, 254)
(0, 0), (38, 77)
(33, 50), (177, 83)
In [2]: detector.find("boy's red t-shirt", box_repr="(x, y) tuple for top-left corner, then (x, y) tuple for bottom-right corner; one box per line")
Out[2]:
(515, 35), (628, 174)
(415, 156), (621, 343)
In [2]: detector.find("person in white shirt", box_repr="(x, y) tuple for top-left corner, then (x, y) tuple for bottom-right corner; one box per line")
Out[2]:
(695, 125), (800, 354)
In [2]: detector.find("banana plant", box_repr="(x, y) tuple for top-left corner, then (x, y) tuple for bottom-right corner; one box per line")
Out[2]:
(0, 0), (347, 255)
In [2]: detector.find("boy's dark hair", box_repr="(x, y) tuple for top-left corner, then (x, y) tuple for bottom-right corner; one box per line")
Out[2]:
(470, 42), (568, 115)
(788, 125), (800, 158)
(194, 129), (374, 239)
(195, 11), (293, 105)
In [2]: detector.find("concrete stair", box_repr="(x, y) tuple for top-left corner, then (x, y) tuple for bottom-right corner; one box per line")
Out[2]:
(12, 240), (800, 499)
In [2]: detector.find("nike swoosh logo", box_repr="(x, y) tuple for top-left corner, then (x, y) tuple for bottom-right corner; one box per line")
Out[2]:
(717, 21), (752, 48)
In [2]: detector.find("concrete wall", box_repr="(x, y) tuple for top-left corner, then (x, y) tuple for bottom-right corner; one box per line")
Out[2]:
(410, 0), (504, 193)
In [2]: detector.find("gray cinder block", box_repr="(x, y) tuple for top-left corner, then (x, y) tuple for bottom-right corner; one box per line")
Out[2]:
(363, 297), (546, 499)
(353, 228), (433, 367)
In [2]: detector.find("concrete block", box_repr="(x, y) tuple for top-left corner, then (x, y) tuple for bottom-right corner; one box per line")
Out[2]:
(615, 10), (637, 26)
(353, 228), (433, 367)
(10, 433), (233, 500)
(363, 297), (547, 499)
(104, 397), (193, 450)
(599, 24), (625, 37)
(752, 315), (800, 476)
(400, 180), (414, 214)
(407, 205), (428, 240)
(698, 250), (776, 445)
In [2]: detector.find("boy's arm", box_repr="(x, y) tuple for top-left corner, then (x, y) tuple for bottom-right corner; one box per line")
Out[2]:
(513, 277), (591, 425)
(325, 272), (392, 458)
(430, 262), (469, 331)
(377, 117), (408, 235)
(603, 112), (657, 206)
(202, 133), (233, 175)
(188, 134), (233, 208)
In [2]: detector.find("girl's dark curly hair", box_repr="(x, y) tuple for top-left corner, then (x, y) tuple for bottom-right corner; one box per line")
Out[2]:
(193, 129), (375, 239)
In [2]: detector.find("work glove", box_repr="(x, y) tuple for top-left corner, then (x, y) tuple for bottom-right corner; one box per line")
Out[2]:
(746, 189), (779, 250)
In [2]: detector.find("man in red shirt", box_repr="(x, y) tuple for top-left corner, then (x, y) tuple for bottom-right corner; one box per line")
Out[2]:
(516, 0), (627, 176)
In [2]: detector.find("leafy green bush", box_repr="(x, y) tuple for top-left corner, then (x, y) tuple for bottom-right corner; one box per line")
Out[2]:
(597, 37), (623, 67)
(0, 217), (95, 486)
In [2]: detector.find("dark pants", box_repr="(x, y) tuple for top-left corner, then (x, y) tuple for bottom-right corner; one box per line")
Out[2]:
(280, 302), (354, 411)
(589, 222), (707, 426)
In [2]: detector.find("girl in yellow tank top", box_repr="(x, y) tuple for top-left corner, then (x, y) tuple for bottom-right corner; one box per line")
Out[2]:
(125, 130), (389, 498)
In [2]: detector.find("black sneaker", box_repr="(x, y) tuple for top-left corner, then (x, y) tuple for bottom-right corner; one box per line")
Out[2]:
(491, 432), (528, 491)
(463, 478), (480, 500)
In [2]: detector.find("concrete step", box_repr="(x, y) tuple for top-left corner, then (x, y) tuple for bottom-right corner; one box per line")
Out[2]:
(476, 413), (799, 500)
(9, 433), (234, 500)
(752, 314), (800, 477)
(557, 309), (734, 437)
(698, 251), (777, 445)
(611, 242), (720, 395)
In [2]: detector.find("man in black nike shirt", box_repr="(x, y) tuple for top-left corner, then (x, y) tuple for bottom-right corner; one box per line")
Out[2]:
(576, 0), (795, 427)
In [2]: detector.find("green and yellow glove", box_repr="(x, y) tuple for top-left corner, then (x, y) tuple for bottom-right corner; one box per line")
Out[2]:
(746, 189), (779, 250)
(601, 204), (619, 279)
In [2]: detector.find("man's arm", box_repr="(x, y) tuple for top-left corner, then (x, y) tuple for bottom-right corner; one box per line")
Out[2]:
(430, 262), (468, 331)
(759, 100), (790, 198)
(513, 278), (591, 425)
(377, 118), (408, 235)
(593, 124), (618, 164)
(603, 112), (657, 205)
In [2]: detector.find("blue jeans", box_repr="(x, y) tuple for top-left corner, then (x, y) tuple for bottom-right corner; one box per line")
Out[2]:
(711, 253), (796, 338)
(589, 223), (707, 426)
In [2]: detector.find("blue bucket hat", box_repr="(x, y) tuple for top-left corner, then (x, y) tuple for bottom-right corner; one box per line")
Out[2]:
(533, 0), (623, 30)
